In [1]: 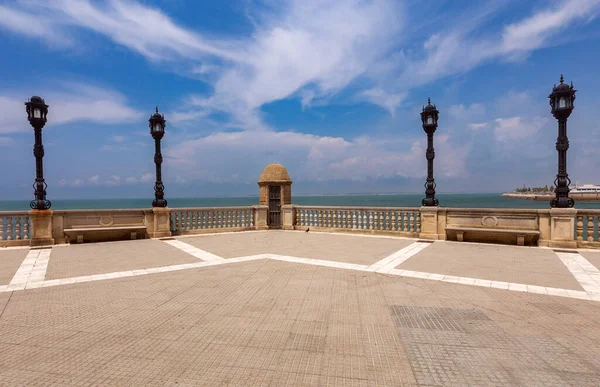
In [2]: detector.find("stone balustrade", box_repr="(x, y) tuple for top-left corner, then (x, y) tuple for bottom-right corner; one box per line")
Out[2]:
(0, 212), (32, 247)
(575, 209), (600, 247)
(294, 206), (421, 236)
(169, 207), (255, 235)
(3, 205), (600, 249)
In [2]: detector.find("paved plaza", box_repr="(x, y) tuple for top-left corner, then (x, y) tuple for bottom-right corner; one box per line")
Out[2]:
(0, 231), (599, 386)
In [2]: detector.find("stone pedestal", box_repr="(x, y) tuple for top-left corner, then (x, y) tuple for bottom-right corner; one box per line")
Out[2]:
(282, 205), (295, 230)
(548, 208), (577, 249)
(254, 205), (269, 230)
(149, 207), (172, 238)
(419, 206), (441, 240)
(29, 209), (55, 247)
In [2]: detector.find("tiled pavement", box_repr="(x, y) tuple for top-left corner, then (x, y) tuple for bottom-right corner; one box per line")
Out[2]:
(0, 230), (599, 386)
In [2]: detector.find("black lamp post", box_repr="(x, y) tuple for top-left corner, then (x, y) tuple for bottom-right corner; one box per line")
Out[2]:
(421, 98), (439, 206)
(25, 96), (51, 210)
(548, 75), (576, 208)
(149, 107), (167, 207)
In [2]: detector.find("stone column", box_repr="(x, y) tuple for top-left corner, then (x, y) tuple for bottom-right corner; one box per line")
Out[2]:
(149, 207), (172, 238)
(419, 206), (441, 240)
(282, 205), (295, 230)
(29, 209), (54, 247)
(254, 205), (269, 230)
(537, 210), (551, 247)
(548, 208), (577, 248)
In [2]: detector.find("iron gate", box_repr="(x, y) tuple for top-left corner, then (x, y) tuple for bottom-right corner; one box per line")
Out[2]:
(268, 185), (281, 228)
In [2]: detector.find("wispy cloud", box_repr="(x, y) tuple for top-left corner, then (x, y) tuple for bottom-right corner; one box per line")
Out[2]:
(0, 83), (142, 134)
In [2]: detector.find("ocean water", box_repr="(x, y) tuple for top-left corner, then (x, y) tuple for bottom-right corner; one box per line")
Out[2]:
(1, 194), (599, 211)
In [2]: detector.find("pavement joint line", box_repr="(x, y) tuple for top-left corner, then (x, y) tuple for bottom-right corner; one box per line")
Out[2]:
(161, 239), (225, 262)
(371, 241), (433, 274)
(556, 251), (600, 294)
(9, 248), (51, 286)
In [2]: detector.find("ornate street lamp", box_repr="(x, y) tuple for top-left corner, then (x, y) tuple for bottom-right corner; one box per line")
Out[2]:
(149, 107), (167, 207)
(548, 75), (576, 208)
(421, 98), (439, 206)
(25, 96), (51, 210)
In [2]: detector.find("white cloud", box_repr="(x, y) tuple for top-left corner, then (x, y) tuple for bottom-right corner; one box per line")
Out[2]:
(0, 83), (142, 134)
(72, 179), (84, 187)
(448, 104), (485, 121)
(106, 175), (121, 186)
(469, 122), (488, 130)
(501, 0), (600, 54)
(125, 176), (138, 184)
(111, 135), (126, 143)
(359, 89), (407, 116)
(140, 173), (153, 183)
(58, 178), (68, 186)
(165, 128), (468, 183)
(88, 175), (100, 184)
(494, 116), (548, 142)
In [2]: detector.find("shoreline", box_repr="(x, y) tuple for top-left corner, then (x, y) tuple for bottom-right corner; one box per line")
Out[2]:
(502, 192), (600, 202)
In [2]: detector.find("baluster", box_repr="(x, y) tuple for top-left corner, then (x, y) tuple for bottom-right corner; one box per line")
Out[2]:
(23, 217), (29, 240)
(409, 213), (414, 232)
(317, 210), (322, 227)
(377, 212), (382, 231)
(194, 212), (199, 229)
(14, 216), (21, 240)
(0, 217), (4, 241)
(360, 211), (365, 230)
(416, 212), (421, 233)
(328, 211), (333, 228)
(576, 215), (584, 241)
(368, 211), (374, 230)
(351, 211), (357, 229)
(249, 209), (254, 227)
(5, 217), (12, 240)
(403, 212), (408, 231)
(588, 216), (595, 242)
(394, 211), (399, 231)
(386, 211), (392, 231)
(298, 210), (304, 226)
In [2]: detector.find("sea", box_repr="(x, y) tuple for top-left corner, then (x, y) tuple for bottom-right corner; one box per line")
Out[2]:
(1, 194), (599, 211)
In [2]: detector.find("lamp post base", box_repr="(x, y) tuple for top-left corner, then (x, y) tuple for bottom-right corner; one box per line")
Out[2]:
(149, 207), (172, 238)
(29, 209), (55, 247)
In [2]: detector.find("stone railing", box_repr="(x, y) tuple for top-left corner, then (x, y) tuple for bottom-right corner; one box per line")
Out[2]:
(576, 209), (600, 248)
(169, 207), (256, 235)
(5, 205), (600, 249)
(293, 206), (422, 236)
(0, 212), (32, 247)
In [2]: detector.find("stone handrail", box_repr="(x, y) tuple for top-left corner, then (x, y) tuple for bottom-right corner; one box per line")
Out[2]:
(169, 206), (256, 235)
(576, 209), (600, 246)
(3, 205), (598, 249)
(293, 205), (422, 235)
(0, 211), (32, 246)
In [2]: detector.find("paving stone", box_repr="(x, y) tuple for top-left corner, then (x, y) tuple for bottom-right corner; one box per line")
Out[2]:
(398, 241), (585, 290)
(0, 248), (29, 285)
(0, 232), (599, 385)
(46, 239), (200, 279)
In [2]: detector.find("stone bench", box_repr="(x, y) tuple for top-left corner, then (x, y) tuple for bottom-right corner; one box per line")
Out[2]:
(64, 226), (147, 244)
(445, 226), (540, 246)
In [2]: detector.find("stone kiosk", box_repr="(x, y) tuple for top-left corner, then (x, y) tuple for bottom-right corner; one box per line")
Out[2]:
(257, 163), (293, 230)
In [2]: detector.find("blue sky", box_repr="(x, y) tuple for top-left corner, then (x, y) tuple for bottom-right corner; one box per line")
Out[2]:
(1, 0), (600, 199)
